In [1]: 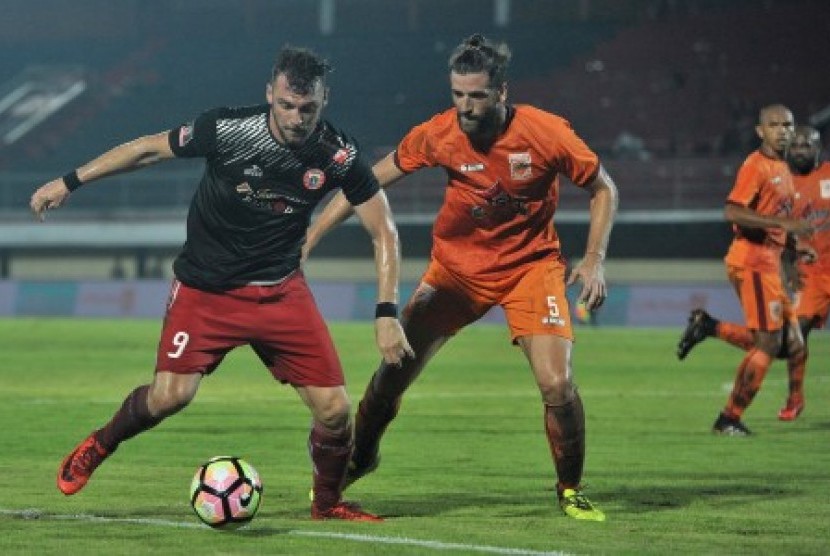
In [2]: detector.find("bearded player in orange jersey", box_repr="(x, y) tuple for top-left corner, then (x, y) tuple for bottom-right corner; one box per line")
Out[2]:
(790, 128), (830, 355)
(305, 34), (618, 521)
(676, 107), (813, 435)
(678, 125), (824, 423)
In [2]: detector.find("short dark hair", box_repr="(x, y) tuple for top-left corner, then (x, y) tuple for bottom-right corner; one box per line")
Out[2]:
(448, 34), (512, 87)
(271, 46), (331, 94)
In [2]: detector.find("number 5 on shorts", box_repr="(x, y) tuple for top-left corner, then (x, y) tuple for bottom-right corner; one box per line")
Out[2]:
(167, 331), (190, 358)
(547, 296), (561, 318)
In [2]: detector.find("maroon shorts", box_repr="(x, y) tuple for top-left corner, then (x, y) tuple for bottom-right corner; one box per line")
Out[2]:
(155, 272), (344, 387)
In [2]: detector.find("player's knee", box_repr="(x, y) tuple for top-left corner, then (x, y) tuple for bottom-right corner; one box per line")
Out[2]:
(313, 396), (351, 431)
(149, 376), (198, 416)
(757, 334), (783, 358)
(786, 338), (807, 362)
(537, 373), (573, 405)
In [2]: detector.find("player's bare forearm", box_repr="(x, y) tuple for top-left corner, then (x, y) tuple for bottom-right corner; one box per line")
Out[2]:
(30, 132), (174, 220)
(583, 166), (618, 261)
(354, 191), (401, 305)
(567, 166), (618, 309)
(305, 152), (406, 256)
(725, 203), (813, 236)
(74, 132), (175, 183)
(305, 191), (354, 255)
(353, 191), (414, 365)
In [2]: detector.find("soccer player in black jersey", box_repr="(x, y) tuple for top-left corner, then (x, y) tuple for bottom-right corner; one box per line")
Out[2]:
(30, 46), (413, 522)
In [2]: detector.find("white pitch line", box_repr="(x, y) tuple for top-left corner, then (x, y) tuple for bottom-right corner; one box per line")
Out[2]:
(0, 508), (569, 556)
(291, 531), (568, 555)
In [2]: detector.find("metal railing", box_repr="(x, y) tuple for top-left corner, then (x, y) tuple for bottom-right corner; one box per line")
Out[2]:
(0, 156), (740, 223)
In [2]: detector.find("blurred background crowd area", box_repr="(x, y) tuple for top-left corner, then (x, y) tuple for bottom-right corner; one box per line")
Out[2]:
(0, 0), (827, 220)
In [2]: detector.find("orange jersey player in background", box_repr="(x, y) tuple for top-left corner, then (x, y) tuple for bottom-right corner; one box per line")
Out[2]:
(792, 126), (830, 329)
(789, 126), (830, 410)
(677, 106), (813, 434)
(677, 125), (822, 423)
(305, 34), (618, 522)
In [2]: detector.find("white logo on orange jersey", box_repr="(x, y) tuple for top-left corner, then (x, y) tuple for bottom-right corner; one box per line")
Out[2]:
(460, 162), (485, 172)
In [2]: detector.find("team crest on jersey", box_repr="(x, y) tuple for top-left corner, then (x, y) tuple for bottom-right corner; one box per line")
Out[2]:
(303, 169), (326, 190)
(179, 123), (194, 147)
(508, 152), (532, 180)
(820, 179), (830, 199)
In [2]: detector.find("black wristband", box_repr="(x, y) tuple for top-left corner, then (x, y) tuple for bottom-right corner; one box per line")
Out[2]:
(62, 170), (83, 192)
(375, 302), (398, 318)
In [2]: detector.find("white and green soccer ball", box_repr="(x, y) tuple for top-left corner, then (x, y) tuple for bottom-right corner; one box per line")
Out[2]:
(190, 456), (263, 530)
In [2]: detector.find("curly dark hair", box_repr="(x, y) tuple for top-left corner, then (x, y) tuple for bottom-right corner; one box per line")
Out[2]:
(271, 45), (331, 94)
(448, 34), (512, 87)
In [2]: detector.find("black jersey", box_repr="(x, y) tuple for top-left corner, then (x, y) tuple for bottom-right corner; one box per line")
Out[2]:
(167, 104), (379, 291)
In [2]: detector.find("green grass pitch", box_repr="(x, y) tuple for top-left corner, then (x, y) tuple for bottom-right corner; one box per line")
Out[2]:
(0, 318), (828, 555)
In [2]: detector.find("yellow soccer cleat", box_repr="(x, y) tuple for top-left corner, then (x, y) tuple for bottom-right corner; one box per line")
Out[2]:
(559, 488), (606, 522)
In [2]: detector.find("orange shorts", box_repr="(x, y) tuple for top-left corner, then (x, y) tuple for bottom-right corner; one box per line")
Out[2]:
(404, 257), (573, 343)
(727, 264), (796, 332)
(796, 267), (830, 327)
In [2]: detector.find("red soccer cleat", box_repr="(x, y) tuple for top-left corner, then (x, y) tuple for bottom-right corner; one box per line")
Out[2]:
(57, 434), (109, 495)
(777, 401), (804, 421)
(311, 501), (384, 522)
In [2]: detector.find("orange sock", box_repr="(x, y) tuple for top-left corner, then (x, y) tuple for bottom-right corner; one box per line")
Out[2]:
(725, 348), (771, 419)
(786, 349), (806, 405)
(716, 322), (754, 351)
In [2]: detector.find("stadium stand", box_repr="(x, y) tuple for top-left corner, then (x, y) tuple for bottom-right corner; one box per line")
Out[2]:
(1, 0), (827, 273)
(527, 0), (830, 158)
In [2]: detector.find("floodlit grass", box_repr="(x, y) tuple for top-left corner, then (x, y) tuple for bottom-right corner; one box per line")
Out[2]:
(1, 318), (828, 555)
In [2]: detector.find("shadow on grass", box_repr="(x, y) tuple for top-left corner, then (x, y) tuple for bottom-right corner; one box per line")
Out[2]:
(601, 481), (794, 514)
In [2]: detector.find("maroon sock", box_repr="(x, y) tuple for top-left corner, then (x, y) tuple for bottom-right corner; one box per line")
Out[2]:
(544, 392), (586, 494)
(353, 383), (401, 468)
(94, 385), (163, 453)
(309, 422), (353, 512)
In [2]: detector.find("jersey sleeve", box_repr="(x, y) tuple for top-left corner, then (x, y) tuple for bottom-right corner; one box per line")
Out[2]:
(727, 157), (762, 207)
(394, 121), (436, 173)
(547, 119), (600, 186)
(167, 108), (218, 158)
(340, 153), (381, 206)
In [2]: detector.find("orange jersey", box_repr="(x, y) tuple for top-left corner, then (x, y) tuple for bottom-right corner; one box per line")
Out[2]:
(394, 104), (599, 280)
(793, 161), (830, 272)
(724, 150), (795, 272)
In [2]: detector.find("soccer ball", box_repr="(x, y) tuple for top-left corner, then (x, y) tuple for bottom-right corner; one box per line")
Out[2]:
(190, 456), (263, 530)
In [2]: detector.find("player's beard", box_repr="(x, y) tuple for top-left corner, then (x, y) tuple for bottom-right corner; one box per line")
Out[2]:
(789, 155), (816, 175)
(277, 123), (312, 148)
(458, 106), (502, 142)
(270, 108), (314, 148)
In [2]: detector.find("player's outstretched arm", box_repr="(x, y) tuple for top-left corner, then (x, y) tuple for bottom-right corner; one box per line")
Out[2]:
(567, 165), (618, 310)
(304, 152), (405, 258)
(353, 190), (414, 366)
(724, 203), (814, 237)
(29, 132), (175, 221)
